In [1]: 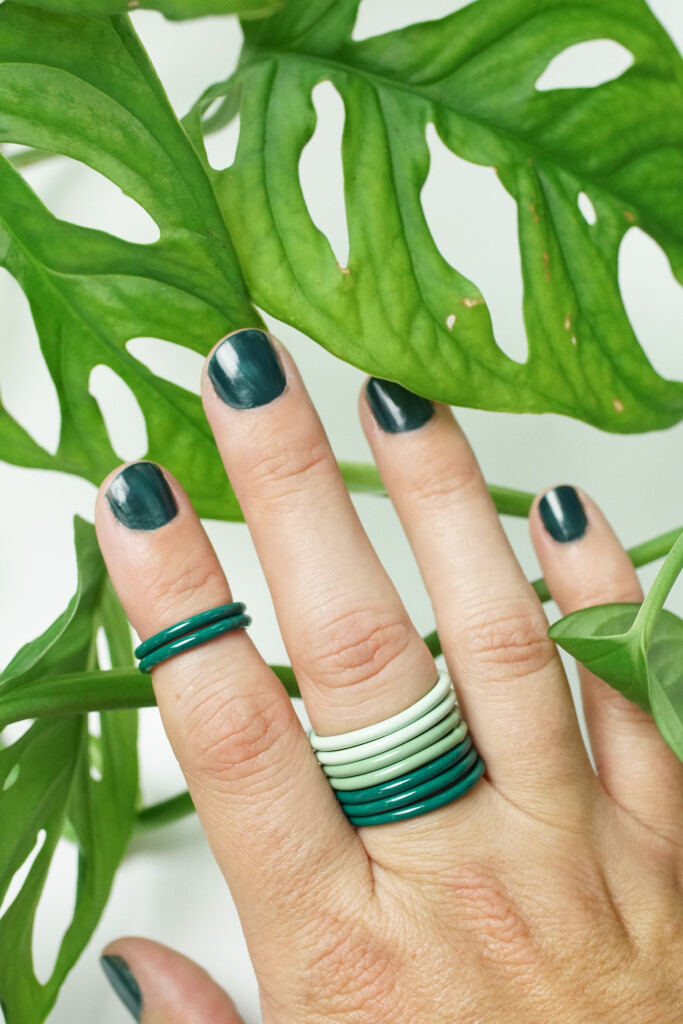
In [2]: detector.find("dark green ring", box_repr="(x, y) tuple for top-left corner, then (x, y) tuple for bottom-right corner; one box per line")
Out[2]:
(138, 613), (251, 673)
(337, 735), (473, 806)
(338, 747), (478, 816)
(346, 756), (485, 827)
(135, 602), (246, 659)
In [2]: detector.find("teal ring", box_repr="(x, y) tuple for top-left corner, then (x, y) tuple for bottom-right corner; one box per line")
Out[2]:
(138, 613), (251, 673)
(337, 735), (473, 806)
(346, 756), (486, 827)
(135, 602), (246, 659)
(338, 747), (479, 816)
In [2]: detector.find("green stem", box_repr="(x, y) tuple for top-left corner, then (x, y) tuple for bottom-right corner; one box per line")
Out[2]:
(136, 791), (196, 832)
(631, 528), (683, 648)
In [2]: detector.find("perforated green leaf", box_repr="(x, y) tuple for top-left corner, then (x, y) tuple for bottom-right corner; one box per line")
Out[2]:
(0, 518), (138, 1024)
(0, 5), (258, 517)
(190, 0), (683, 432)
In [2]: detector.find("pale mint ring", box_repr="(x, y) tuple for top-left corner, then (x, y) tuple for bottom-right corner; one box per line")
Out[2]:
(323, 708), (461, 778)
(308, 670), (451, 752)
(328, 719), (469, 791)
(315, 690), (457, 766)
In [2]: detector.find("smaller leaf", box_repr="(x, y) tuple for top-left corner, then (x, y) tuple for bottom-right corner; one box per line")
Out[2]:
(549, 605), (683, 762)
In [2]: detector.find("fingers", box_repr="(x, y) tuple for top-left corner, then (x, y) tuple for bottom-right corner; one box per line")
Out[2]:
(530, 486), (683, 847)
(100, 937), (244, 1023)
(359, 379), (595, 826)
(95, 464), (369, 945)
(200, 329), (440, 738)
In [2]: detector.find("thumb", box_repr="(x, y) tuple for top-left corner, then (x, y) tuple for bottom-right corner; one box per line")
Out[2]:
(99, 937), (245, 1023)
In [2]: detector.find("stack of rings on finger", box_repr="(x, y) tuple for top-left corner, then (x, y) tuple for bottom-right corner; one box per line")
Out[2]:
(134, 602), (251, 674)
(308, 670), (485, 827)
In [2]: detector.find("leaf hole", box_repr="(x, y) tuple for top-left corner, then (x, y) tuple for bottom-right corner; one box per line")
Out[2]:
(0, 270), (61, 455)
(205, 112), (241, 172)
(298, 81), (350, 270)
(96, 625), (112, 671)
(32, 835), (79, 985)
(126, 337), (205, 396)
(0, 828), (46, 922)
(618, 227), (683, 381)
(352, 0), (476, 40)
(577, 191), (597, 225)
(88, 364), (148, 462)
(2, 763), (20, 792)
(23, 155), (160, 244)
(535, 40), (634, 91)
(421, 123), (527, 364)
(0, 720), (34, 747)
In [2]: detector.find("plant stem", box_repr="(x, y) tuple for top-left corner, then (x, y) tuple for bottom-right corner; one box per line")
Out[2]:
(136, 791), (196, 832)
(631, 528), (683, 648)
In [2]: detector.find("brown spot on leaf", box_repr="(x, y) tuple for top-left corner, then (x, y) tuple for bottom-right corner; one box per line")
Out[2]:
(564, 316), (571, 331)
(571, 335), (578, 346)
(612, 398), (625, 412)
(337, 264), (350, 275)
(446, 313), (457, 330)
(624, 210), (635, 223)
(459, 297), (485, 308)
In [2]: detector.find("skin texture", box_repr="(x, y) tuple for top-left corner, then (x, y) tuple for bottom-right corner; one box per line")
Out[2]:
(95, 331), (683, 1024)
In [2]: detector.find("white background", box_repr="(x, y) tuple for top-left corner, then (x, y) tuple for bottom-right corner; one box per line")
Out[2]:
(0, 1), (682, 1021)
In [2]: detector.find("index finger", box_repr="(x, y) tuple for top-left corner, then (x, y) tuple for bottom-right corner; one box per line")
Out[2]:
(95, 460), (370, 947)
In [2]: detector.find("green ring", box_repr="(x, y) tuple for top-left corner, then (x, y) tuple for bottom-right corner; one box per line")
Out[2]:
(138, 614), (251, 673)
(135, 602), (246, 659)
(338, 747), (478, 816)
(322, 708), (461, 778)
(337, 735), (473, 806)
(346, 756), (486, 826)
(327, 719), (468, 791)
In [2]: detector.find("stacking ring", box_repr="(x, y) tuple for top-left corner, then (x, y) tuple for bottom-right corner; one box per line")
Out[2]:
(308, 670), (484, 826)
(135, 601), (251, 673)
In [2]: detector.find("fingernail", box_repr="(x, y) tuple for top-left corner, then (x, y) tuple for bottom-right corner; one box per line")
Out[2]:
(208, 328), (286, 409)
(365, 378), (434, 433)
(105, 461), (178, 531)
(539, 485), (588, 543)
(100, 955), (142, 1021)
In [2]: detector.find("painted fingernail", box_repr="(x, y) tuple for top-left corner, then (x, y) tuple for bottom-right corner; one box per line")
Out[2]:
(105, 462), (178, 531)
(539, 485), (588, 543)
(208, 328), (286, 409)
(365, 378), (434, 433)
(100, 955), (142, 1022)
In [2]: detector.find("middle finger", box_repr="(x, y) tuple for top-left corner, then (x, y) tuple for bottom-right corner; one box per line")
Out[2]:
(201, 328), (440, 744)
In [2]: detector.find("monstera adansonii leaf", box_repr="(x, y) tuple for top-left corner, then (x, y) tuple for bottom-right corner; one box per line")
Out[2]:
(0, 517), (138, 1024)
(190, 0), (683, 432)
(0, 0), (682, 524)
(548, 531), (683, 762)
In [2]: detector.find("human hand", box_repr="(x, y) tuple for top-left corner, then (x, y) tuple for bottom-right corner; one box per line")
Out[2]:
(95, 328), (683, 1023)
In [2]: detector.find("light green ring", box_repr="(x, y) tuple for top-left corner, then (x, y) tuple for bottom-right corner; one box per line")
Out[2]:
(323, 708), (461, 778)
(316, 690), (457, 766)
(327, 719), (469, 791)
(309, 670), (451, 751)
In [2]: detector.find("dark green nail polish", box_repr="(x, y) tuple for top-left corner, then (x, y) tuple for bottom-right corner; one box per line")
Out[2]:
(106, 461), (178, 531)
(365, 378), (434, 433)
(209, 328), (286, 409)
(539, 485), (587, 543)
(100, 955), (142, 1022)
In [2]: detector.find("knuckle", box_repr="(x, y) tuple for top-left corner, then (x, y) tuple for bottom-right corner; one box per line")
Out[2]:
(412, 449), (482, 512)
(242, 429), (331, 506)
(147, 552), (227, 623)
(182, 682), (294, 785)
(297, 606), (415, 691)
(462, 599), (556, 680)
